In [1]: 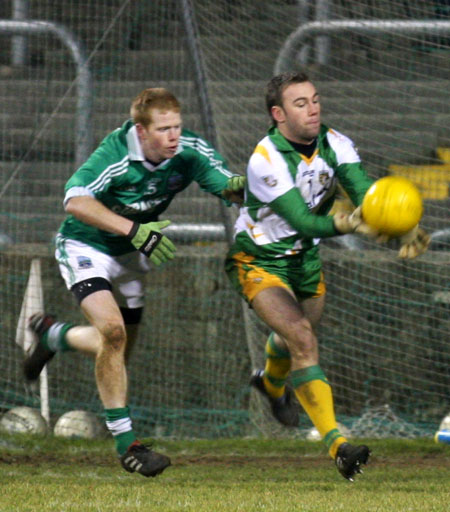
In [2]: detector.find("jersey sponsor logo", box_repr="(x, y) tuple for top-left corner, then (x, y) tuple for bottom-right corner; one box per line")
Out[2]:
(77, 256), (93, 269)
(111, 196), (168, 216)
(128, 196), (168, 212)
(262, 175), (277, 187)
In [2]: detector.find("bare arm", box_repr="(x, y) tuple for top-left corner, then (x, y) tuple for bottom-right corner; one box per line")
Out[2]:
(65, 196), (133, 236)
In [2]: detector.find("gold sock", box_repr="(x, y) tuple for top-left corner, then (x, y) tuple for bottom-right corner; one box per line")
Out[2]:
(263, 333), (291, 399)
(291, 366), (346, 459)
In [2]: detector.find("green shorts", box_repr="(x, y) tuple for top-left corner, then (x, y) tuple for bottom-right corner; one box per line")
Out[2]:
(225, 246), (325, 304)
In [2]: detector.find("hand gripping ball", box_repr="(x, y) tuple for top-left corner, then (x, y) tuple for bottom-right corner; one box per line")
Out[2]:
(361, 176), (423, 237)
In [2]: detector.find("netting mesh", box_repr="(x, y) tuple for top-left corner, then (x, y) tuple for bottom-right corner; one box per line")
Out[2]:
(0, 0), (449, 439)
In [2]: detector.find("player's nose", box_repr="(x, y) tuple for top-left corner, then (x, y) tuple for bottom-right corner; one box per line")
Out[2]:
(309, 102), (319, 116)
(168, 128), (179, 140)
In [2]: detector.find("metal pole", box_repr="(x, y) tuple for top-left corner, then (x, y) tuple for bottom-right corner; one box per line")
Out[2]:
(164, 223), (226, 242)
(179, 0), (235, 246)
(11, 0), (29, 66)
(0, 20), (93, 195)
(297, 0), (312, 64)
(275, 19), (450, 74)
(315, 0), (331, 66)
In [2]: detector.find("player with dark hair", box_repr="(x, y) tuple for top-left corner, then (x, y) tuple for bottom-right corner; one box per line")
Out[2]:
(225, 71), (429, 481)
(24, 87), (245, 478)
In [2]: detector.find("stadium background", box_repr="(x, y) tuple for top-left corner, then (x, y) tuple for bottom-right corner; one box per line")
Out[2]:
(0, 0), (448, 439)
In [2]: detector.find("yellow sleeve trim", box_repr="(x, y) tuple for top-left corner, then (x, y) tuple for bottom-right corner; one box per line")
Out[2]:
(254, 144), (271, 163)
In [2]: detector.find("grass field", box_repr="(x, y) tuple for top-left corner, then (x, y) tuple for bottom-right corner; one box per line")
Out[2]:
(1, 434), (449, 511)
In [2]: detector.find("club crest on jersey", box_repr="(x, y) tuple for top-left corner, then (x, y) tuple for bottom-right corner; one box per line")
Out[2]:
(77, 256), (93, 269)
(262, 175), (277, 187)
(168, 174), (184, 190)
(319, 171), (330, 185)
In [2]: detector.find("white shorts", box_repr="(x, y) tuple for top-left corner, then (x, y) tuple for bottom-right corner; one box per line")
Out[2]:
(55, 236), (150, 309)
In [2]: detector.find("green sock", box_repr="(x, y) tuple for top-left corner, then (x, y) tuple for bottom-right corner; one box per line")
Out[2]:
(41, 322), (75, 352)
(105, 406), (137, 456)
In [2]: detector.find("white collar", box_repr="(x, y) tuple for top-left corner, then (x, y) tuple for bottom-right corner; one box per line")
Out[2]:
(126, 124), (183, 169)
(126, 125), (144, 161)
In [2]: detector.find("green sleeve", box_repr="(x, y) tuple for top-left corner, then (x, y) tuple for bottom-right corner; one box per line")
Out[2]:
(336, 162), (374, 206)
(64, 142), (117, 194)
(270, 188), (338, 239)
(187, 149), (234, 201)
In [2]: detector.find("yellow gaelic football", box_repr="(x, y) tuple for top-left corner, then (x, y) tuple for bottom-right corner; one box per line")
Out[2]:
(361, 176), (423, 237)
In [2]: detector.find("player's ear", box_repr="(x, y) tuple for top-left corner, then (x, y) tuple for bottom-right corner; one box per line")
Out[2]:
(271, 105), (285, 124)
(135, 123), (148, 141)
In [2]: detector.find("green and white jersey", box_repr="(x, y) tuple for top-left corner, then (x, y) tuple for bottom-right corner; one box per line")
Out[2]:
(59, 120), (233, 255)
(232, 124), (374, 259)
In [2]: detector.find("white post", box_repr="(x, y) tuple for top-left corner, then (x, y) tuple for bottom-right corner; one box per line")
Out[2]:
(11, 0), (29, 66)
(297, 0), (312, 65)
(315, 0), (331, 66)
(15, 258), (50, 425)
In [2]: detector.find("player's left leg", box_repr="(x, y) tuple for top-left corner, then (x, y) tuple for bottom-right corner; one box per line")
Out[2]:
(24, 308), (141, 382)
(260, 289), (324, 402)
(24, 313), (77, 381)
(225, 252), (300, 426)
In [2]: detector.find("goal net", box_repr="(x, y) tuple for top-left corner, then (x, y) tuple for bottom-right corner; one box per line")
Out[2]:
(0, 0), (448, 439)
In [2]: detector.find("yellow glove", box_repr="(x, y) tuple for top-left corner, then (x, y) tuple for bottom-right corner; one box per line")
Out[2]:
(333, 206), (380, 238)
(398, 225), (430, 259)
(222, 175), (246, 205)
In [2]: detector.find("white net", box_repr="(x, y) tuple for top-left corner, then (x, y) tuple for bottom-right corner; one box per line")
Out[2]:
(0, 0), (449, 438)
(194, 0), (450, 437)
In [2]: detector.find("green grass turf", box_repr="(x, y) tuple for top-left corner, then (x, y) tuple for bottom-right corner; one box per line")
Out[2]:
(1, 435), (449, 511)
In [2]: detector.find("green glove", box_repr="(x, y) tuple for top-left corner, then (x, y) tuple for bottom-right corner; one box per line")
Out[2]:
(222, 175), (246, 204)
(127, 220), (176, 266)
(226, 175), (246, 192)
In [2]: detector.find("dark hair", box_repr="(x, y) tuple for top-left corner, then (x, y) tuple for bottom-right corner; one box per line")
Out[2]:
(265, 71), (310, 121)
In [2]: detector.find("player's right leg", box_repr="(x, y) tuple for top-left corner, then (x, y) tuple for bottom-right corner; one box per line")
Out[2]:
(79, 289), (170, 477)
(249, 331), (299, 427)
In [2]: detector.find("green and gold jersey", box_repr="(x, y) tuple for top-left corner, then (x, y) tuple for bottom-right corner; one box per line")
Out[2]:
(231, 124), (374, 259)
(59, 120), (233, 255)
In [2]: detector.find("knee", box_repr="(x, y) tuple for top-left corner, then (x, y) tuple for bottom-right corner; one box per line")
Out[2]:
(101, 322), (127, 352)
